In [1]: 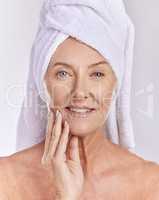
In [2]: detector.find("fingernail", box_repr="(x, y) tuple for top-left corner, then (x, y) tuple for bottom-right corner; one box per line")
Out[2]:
(64, 120), (67, 126)
(56, 109), (59, 117)
(58, 111), (62, 119)
(41, 156), (46, 165)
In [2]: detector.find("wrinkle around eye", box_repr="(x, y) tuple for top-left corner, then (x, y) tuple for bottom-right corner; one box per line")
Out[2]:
(55, 70), (73, 80)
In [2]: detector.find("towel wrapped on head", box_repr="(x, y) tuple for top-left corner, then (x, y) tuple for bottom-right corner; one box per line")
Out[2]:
(16, 0), (135, 153)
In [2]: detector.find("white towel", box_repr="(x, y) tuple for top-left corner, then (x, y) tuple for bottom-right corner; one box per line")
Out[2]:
(16, 0), (136, 153)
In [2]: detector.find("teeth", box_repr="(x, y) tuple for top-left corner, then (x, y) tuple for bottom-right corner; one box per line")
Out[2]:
(69, 107), (91, 113)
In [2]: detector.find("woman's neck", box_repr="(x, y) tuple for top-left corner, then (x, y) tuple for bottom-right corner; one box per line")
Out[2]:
(68, 127), (117, 177)
(33, 128), (132, 178)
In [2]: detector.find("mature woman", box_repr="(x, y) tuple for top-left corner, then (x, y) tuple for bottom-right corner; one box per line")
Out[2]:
(0, 35), (159, 200)
(1, 0), (159, 200)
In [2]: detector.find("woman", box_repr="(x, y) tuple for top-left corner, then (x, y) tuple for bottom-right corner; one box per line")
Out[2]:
(1, 36), (159, 200)
(1, 0), (159, 199)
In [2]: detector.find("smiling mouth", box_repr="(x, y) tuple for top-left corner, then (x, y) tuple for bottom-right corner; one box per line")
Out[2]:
(64, 107), (96, 118)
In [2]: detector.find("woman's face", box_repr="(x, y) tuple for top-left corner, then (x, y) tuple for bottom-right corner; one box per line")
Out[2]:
(44, 37), (117, 137)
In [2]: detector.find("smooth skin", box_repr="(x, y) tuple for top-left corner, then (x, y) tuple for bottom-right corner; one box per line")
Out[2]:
(0, 36), (159, 200)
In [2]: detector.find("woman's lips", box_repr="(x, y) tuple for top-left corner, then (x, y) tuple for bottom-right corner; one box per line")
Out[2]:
(64, 107), (96, 118)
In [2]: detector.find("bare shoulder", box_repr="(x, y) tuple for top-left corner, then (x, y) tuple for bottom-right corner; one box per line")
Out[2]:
(127, 150), (159, 197)
(0, 143), (54, 200)
(114, 147), (159, 199)
(141, 159), (159, 200)
(0, 144), (40, 198)
(0, 156), (11, 179)
(0, 156), (13, 199)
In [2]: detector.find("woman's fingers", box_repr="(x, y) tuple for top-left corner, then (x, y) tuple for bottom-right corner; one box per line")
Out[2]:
(69, 136), (80, 164)
(47, 110), (63, 160)
(54, 120), (69, 161)
(42, 109), (75, 166)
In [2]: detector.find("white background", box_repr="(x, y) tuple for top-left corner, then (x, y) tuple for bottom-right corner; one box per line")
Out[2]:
(0, 0), (159, 163)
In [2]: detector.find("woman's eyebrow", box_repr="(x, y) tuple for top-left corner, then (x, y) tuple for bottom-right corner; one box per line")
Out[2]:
(88, 60), (109, 68)
(52, 60), (109, 69)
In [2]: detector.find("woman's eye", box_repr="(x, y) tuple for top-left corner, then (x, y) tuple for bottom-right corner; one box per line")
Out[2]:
(91, 72), (105, 78)
(56, 70), (70, 79)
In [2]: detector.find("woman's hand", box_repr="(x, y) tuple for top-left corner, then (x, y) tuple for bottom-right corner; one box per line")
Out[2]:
(41, 109), (84, 200)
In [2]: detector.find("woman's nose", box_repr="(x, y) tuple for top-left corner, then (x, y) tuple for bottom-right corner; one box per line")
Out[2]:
(72, 78), (89, 100)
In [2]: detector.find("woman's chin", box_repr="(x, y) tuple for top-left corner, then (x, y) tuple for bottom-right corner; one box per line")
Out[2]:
(68, 123), (95, 137)
(69, 131), (90, 138)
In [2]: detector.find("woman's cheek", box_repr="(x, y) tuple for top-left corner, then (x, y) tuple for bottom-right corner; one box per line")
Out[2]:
(98, 87), (113, 110)
(51, 84), (71, 108)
